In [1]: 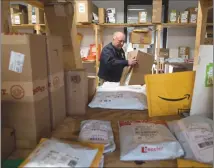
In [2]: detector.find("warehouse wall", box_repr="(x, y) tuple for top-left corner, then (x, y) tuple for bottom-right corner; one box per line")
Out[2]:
(167, 0), (198, 58)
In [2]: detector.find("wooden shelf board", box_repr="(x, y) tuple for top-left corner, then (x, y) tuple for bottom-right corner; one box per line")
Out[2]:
(10, 0), (44, 9)
(162, 23), (197, 28)
(12, 24), (45, 29)
(76, 23), (94, 28)
(206, 23), (213, 26)
(99, 23), (154, 28)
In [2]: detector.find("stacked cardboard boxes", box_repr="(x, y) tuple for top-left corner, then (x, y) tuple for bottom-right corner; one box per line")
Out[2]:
(45, 2), (88, 116)
(1, 34), (51, 149)
(45, 36), (66, 130)
(1, 34), (67, 148)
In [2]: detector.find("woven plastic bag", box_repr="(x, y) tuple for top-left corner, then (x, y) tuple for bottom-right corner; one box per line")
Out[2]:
(118, 120), (184, 161)
(79, 120), (116, 153)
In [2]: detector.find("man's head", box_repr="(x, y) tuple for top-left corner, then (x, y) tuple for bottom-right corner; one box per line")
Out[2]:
(112, 32), (125, 49)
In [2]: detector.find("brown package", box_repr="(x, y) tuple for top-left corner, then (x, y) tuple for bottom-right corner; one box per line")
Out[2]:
(45, 36), (66, 130)
(28, 5), (45, 24)
(88, 76), (96, 103)
(98, 8), (105, 23)
(64, 69), (88, 116)
(2, 128), (16, 160)
(1, 34), (51, 149)
(120, 50), (154, 85)
(130, 32), (152, 44)
(75, 0), (98, 23)
(152, 0), (162, 23)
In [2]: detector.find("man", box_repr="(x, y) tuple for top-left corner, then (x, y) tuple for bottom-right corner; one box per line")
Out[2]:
(98, 32), (137, 83)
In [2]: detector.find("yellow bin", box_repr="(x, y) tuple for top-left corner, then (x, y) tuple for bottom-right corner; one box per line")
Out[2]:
(145, 71), (195, 117)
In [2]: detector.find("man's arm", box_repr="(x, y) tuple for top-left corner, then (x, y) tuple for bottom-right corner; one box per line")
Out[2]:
(102, 48), (128, 70)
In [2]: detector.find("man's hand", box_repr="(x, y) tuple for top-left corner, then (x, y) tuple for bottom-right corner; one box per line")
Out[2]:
(128, 57), (137, 66)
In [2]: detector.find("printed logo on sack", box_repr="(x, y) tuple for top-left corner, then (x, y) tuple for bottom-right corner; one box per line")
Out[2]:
(141, 146), (163, 153)
(158, 94), (190, 101)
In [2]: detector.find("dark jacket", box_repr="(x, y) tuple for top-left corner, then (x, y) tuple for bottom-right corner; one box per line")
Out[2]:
(98, 43), (128, 82)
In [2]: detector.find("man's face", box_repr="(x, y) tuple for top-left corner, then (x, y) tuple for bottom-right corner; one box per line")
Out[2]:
(113, 33), (125, 49)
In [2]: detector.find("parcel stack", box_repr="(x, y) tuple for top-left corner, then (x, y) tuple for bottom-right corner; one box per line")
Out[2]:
(44, 2), (88, 116)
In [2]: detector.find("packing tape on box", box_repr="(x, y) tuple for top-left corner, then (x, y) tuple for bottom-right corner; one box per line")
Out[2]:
(48, 71), (64, 93)
(2, 79), (49, 102)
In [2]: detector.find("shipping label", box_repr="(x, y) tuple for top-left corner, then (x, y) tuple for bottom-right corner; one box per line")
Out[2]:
(32, 15), (37, 24)
(14, 15), (20, 24)
(78, 3), (85, 13)
(9, 51), (25, 73)
(48, 71), (64, 92)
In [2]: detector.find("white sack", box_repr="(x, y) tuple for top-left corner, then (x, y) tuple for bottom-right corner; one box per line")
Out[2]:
(89, 83), (148, 110)
(23, 139), (98, 167)
(79, 120), (116, 153)
(118, 120), (184, 161)
(167, 115), (213, 164)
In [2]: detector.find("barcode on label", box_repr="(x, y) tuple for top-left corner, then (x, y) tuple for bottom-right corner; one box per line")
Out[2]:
(198, 141), (213, 148)
(68, 160), (78, 167)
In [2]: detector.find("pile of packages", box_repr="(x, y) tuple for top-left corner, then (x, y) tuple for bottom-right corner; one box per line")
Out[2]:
(19, 115), (213, 167)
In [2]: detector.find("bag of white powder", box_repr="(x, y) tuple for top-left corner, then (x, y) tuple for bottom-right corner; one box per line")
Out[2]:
(118, 120), (184, 161)
(79, 120), (116, 153)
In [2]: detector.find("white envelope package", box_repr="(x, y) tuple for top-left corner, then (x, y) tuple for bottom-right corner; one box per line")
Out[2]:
(88, 82), (147, 110)
(21, 139), (98, 167)
(79, 120), (116, 153)
(167, 115), (213, 164)
(118, 120), (184, 161)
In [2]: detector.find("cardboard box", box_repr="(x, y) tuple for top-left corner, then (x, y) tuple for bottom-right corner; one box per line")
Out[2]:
(138, 11), (148, 23)
(28, 5), (45, 24)
(178, 46), (190, 59)
(45, 2), (83, 70)
(45, 36), (66, 130)
(204, 38), (213, 45)
(180, 11), (189, 23)
(159, 48), (169, 58)
(152, 0), (162, 23)
(186, 7), (197, 23)
(98, 8), (105, 23)
(1, 1), (11, 33)
(169, 9), (177, 23)
(1, 34), (51, 149)
(11, 4), (27, 13)
(88, 76), (96, 103)
(65, 69), (88, 115)
(106, 8), (116, 23)
(83, 62), (96, 76)
(120, 50), (154, 85)
(2, 128), (15, 160)
(130, 31), (152, 44)
(44, 3), (74, 46)
(75, 0), (98, 23)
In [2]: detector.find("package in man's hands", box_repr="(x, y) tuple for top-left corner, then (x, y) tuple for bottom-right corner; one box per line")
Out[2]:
(167, 115), (213, 164)
(118, 120), (184, 161)
(79, 120), (116, 153)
